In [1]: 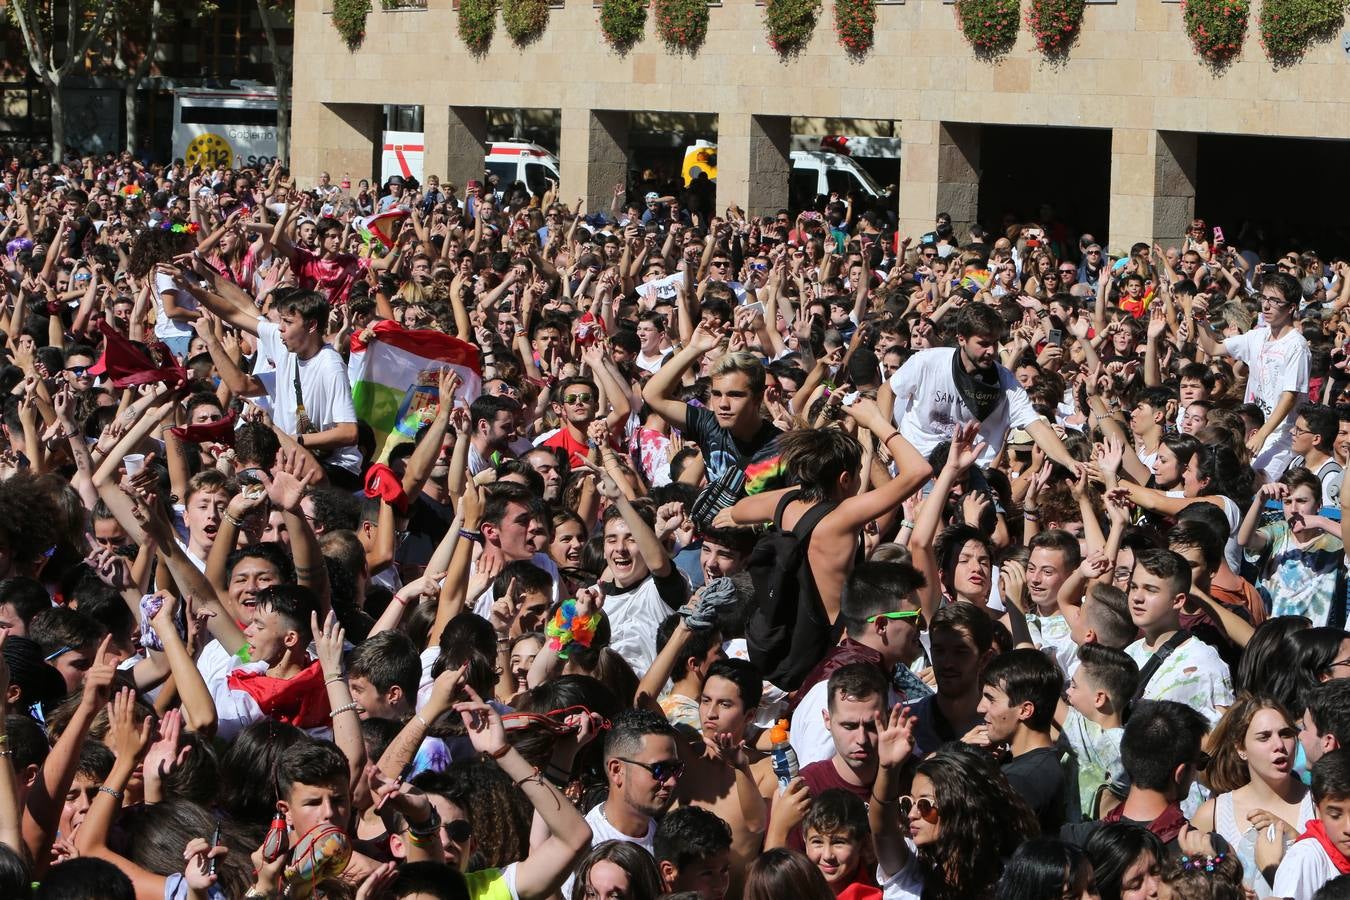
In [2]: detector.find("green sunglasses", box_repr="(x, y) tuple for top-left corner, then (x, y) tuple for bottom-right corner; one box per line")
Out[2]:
(866, 610), (926, 628)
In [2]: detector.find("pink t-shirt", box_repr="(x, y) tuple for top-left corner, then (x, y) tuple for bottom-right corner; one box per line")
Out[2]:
(291, 247), (368, 305)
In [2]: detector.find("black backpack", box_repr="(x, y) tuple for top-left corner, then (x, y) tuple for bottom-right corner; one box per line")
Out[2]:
(746, 490), (840, 692)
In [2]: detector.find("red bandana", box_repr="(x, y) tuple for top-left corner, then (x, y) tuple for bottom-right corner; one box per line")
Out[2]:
(1298, 821), (1350, 875)
(170, 409), (237, 446)
(1103, 801), (1189, 844)
(226, 659), (331, 729)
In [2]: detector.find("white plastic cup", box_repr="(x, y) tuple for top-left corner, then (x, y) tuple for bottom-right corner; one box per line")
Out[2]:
(123, 454), (145, 476)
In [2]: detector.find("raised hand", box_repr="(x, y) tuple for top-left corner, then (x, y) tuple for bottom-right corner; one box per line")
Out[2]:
(688, 317), (725, 354)
(182, 836), (228, 893)
(841, 396), (891, 435)
(85, 547), (134, 591)
(454, 685), (509, 759)
(257, 446), (316, 513)
(876, 704), (916, 768)
(1078, 549), (1111, 581)
(81, 634), (119, 708)
(144, 707), (193, 782)
(702, 729), (750, 769)
(105, 686), (154, 763)
(310, 610), (346, 681)
(943, 421), (987, 474)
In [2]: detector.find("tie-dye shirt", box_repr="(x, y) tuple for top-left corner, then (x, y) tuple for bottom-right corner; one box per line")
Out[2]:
(1256, 519), (1344, 626)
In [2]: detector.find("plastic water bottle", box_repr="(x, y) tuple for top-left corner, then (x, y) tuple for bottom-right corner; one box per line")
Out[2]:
(770, 720), (799, 792)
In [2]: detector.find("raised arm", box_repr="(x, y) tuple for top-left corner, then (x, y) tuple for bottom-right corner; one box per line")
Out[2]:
(870, 706), (917, 883)
(908, 422), (986, 623)
(402, 369), (460, 498)
(313, 610), (367, 790)
(259, 450), (331, 619)
(455, 688), (593, 900)
(642, 318), (723, 427)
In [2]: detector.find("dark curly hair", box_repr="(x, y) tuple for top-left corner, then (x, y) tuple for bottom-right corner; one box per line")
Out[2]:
(914, 743), (1039, 900)
(126, 226), (195, 278)
(0, 474), (60, 577)
(417, 758), (531, 869)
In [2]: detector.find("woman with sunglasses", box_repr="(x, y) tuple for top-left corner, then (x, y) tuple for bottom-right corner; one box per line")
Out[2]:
(1190, 693), (1310, 893)
(871, 709), (1038, 900)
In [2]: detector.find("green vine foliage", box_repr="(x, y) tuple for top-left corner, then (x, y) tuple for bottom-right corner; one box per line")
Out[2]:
(653, 0), (710, 53)
(502, 0), (549, 46)
(835, 0), (877, 57)
(600, 0), (647, 51)
(1182, 0), (1248, 65)
(955, 0), (1020, 55)
(459, 0), (498, 54)
(765, 0), (822, 56)
(332, 0), (371, 50)
(1260, 0), (1345, 65)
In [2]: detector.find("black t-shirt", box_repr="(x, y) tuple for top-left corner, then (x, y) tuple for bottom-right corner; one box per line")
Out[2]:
(397, 493), (457, 575)
(1003, 746), (1068, 834)
(683, 405), (783, 491)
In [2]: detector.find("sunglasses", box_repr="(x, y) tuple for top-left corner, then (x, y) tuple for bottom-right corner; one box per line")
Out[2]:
(619, 757), (685, 782)
(445, 819), (472, 843)
(711, 260), (730, 267)
(866, 610), (926, 629)
(66, 365), (90, 376)
(1059, 269), (1076, 275)
(899, 796), (939, 822)
(561, 393), (594, 405)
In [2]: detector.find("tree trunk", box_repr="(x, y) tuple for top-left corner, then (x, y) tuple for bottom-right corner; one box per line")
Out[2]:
(49, 79), (65, 163)
(124, 82), (139, 154)
(276, 68), (291, 165)
(257, 0), (291, 165)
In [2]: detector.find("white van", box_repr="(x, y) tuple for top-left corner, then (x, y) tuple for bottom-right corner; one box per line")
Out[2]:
(485, 141), (561, 198)
(680, 141), (886, 208)
(788, 150), (886, 207)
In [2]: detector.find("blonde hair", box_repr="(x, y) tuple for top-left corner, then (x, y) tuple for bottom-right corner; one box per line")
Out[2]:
(710, 351), (766, 395)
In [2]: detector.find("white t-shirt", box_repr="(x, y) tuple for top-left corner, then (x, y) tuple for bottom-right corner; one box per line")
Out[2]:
(1272, 837), (1339, 900)
(255, 318), (361, 474)
(636, 348), (671, 374)
(593, 570), (688, 674)
(561, 803), (656, 898)
(1224, 325), (1310, 451)
(878, 849), (925, 900)
(1124, 634), (1235, 724)
(889, 348), (1039, 466)
(153, 271), (198, 341)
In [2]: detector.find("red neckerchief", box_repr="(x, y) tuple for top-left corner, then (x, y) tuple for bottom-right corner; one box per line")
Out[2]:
(1104, 800), (1188, 843)
(226, 659), (331, 729)
(1298, 820), (1350, 874)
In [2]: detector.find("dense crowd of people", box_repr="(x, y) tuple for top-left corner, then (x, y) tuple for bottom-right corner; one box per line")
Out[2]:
(0, 147), (1347, 900)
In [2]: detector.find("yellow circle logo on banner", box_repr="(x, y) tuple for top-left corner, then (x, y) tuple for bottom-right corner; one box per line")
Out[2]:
(185, 132), (233, 169)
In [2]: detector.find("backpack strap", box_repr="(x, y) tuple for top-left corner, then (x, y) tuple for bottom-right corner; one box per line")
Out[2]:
(772, 490), (802, 530)
(793, 499), (840, 541)
(1130, 630), (1191, 704)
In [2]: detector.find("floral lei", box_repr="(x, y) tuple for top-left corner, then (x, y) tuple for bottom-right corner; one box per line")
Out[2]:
(159, 221), (200, 234)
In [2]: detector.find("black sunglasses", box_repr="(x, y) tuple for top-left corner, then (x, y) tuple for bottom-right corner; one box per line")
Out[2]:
(66, 365), (90, 377)
(445, 819), (472, 843)
(619, 757), (685, 782)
